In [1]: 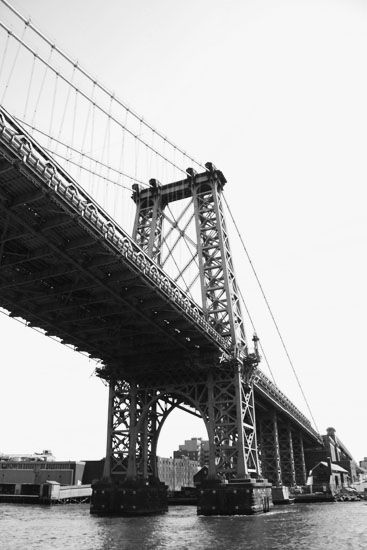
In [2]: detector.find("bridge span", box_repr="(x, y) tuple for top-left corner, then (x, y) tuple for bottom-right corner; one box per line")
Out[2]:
(0, 105), (321, 514)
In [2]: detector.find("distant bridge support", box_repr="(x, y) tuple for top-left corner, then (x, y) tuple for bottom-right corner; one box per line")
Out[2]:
(257, 410), (308, 489)
(257, 411), (282, 486)
(279, 421), (297, 487)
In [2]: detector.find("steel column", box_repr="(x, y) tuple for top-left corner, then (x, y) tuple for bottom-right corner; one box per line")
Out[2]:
(102, 380), (116, 479)
(132, 180), (164, 263)
(257, 410), (282, 485)
(278, 421), (296, 487)
(293, 432), (307, 485)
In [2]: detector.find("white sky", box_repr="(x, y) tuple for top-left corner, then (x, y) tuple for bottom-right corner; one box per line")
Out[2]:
(0, 0), (366, 463)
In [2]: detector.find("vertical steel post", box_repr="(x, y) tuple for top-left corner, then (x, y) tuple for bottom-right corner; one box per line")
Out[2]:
(234, 368), (247, 478)
(273, 411), (282, 486)
(126, 383), (138, 480)
(278, 419), (297, 486)
(288, 426), (296, 487)
(141, 415), (149, 479)
(132, 180), (164, 264)
(207, 371), (218, 480)
(299, 433), (307, 485)
(102, 380), (116, 479)
(190, 165), (258, 478)
(293, 432), (307, 485)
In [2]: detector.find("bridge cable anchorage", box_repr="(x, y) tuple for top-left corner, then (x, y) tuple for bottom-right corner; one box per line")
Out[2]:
(0, 0), (204, 172)
(223, 194), (320, 433)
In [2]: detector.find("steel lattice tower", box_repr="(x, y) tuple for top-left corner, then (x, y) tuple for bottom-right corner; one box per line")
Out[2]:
(102, 163), (261, 484)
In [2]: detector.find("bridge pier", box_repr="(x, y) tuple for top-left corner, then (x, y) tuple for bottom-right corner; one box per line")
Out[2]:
(278, 421), (297, 487)
(197, 478), (272, 515)
(0, 110), (323, 518)
(91, 478), (167, 516)
(293, 432), (307, 486)
(257, 411), (282, 486)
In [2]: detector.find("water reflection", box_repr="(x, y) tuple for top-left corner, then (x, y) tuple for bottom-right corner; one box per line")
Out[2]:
(2, 502), (367, 550)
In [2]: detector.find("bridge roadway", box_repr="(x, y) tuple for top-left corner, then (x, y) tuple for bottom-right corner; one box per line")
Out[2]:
(0, 105), (320, 446)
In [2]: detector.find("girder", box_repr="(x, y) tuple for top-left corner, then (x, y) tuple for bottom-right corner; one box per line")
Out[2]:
(0, 108), (233, 375)
(0, 104), (321, 489)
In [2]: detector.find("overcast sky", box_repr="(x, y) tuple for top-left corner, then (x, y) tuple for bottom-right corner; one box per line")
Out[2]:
(1, 0), (366, 463)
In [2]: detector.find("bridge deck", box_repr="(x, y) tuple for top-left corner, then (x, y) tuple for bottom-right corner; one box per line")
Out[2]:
(0, 107), (230, 382)
(0, 106), (320, 443)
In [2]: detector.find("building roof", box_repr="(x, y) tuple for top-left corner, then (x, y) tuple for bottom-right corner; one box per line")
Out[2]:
(320, 461), (348, 473)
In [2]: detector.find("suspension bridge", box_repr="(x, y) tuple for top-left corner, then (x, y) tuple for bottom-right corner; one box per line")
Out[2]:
(0, 1), (352, 515)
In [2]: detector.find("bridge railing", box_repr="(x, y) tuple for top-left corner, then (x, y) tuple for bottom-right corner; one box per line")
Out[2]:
(0, 106), (321, 439)
(256, 369), (320, 439)
(0, 105), (230, 353)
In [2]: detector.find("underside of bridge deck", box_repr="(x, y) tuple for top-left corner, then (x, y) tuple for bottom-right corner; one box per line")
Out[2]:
(0, 105), (320, 442)
(0, 106), (323, 517)
(0, 110), (227, 383)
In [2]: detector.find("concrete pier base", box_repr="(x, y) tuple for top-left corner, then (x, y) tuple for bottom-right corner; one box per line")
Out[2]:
(90, 478), (168, 516)
(272, 486), (294, 505)
(197, 478), (273, 516)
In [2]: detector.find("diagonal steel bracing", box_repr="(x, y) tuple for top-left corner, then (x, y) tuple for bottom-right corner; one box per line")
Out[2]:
(257, 410), (282, 486)
(105, 163), (261, 482)
(0, 104), (321, 490)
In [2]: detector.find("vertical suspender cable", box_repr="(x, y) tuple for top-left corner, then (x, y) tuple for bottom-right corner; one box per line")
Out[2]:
(23, 54), (36, 121)
(223, 194), (319, 432)
(30, 46), (53, 126)
(1, 23), (27, 103)
(0, 31), (11, 98)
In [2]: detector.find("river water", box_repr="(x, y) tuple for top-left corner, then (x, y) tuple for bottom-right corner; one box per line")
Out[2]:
(1, 502), (367, 550)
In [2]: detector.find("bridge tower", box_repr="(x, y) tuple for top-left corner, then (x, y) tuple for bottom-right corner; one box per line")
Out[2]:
(92, 164), (272, 516)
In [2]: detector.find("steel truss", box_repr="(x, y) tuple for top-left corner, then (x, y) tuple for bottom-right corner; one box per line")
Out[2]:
(104, 163), (261, 482)
(278, 420), (296, 486)
(103, 368), (260, 482)
(132, 179), (164, 263)
(292, 432), (307, 485)
(257, 411), (282, 485)
(0, 105), (318, 487)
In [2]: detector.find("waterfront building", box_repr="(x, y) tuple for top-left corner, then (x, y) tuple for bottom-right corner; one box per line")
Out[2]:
(359, 457), (367, 474)
(305, 427), (360, 484)
(307, 459), (349, 493)
(0, 459), (86, 486)
(157, 456), (199, 491)
(0, 449), (56, 462)
(173, 437), (209, 467)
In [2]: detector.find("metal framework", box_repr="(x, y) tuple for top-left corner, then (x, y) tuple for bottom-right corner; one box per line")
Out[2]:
(0, 105), (321, 488)
(257, 411), (282, 485)
(105, 163), (261, 481)
(278, 421), (296, 487)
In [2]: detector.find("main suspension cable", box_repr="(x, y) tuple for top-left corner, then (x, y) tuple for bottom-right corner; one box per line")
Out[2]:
(0, 20), (190, 176)
(14, 117), (148, 187)
(0, 0), (204, 171)
(223, 194), (319, 432)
